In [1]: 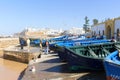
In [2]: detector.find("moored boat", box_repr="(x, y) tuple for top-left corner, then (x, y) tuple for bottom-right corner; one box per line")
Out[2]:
(49, 35), (86, 51)
(65, 42), (120, 71)
(55, 39), (111, 61)
(104, 50), (120, 80)
(30, 38), (40, 46)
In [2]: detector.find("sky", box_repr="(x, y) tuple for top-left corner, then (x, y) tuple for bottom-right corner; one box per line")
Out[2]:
(0, 0), (120, 35)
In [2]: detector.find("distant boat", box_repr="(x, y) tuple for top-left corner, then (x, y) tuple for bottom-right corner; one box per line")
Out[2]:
(19, 37), (27, 46)
(49, 35), (86, 51)
(64, 42), (120, 71)
(29, 38), (40, 46)
(104, 50), (120, 80)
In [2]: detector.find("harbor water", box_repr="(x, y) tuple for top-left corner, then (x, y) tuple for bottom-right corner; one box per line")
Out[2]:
(0, 56), (27, 80)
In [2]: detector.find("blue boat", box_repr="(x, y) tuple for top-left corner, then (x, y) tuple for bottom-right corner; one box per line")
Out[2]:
(104, 49), (120, 80)
(42, 35), (67, 47)
(65, 42), (120, 71)
(49, 35), (67, 41)
(30, 38), (40, 46)
(55, 39), (111, 61)
(19, 37), (27, 46)
(49, 35), (87, 51)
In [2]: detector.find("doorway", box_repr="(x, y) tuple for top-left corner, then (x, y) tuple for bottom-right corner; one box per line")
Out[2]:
(107, 26), (111, 39)
(117, 28), (120, 40)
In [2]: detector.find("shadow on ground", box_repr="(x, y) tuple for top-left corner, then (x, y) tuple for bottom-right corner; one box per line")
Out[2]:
(42, 63), (92, 73)
(77, 71), (106, 80)
(41, 57), (61, 63)
(18, 53), (106, 80)
(18, 67), (27, 80)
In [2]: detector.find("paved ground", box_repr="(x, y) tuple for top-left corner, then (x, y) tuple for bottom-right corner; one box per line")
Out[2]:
(19, 51), (106, 80)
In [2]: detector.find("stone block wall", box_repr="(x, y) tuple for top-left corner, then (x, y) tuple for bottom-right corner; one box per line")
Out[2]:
(4, 50), (40, 63)
(0, 38), (19, 56)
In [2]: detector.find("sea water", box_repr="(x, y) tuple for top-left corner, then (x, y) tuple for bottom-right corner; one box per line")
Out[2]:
(0, 56), (27, 80)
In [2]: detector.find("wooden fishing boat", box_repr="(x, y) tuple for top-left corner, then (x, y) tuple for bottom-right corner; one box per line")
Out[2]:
(55, 39), (111, 62)
(49, 35), (86, 51)
(19, 37), (27, 46)
(104, 48), (120, 80)
(65, 42), (120, 70)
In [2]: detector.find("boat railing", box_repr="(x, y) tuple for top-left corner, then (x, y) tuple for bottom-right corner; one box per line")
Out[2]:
(115, 45), (120, 49)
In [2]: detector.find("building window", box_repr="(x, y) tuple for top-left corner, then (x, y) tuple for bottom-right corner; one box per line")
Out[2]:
(107, 26), (111, 39)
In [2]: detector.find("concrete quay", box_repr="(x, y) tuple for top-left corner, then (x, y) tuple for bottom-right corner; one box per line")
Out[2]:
(20, 51), (106, 80)
(3, 46), (41, 63)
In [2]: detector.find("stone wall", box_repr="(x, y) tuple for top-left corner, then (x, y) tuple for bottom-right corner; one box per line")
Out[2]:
(4, 49), (41, 63)
(0, 38), (19, 48)
(0, 38), (19, 56)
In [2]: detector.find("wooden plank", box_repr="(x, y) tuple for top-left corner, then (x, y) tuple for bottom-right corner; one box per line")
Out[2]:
(115, 45), (120, 49)
(101, 47), (110, 55)
(87, 47), (97, 57)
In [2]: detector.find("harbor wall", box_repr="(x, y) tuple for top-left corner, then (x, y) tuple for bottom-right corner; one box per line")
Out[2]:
(0, 38), (19, 56)
(3, 49), (40, 63)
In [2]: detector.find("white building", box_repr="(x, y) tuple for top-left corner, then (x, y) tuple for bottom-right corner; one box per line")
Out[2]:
(91, 23), (105, 36)
(68, 27), (85, 35)
(91, 17), (120, 40)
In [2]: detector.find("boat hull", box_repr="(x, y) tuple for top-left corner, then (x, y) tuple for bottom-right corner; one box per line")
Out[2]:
(65, 48), (104, 70)
(57, 47), (67, 61)
(56, 39), (111, 62)
(104, 50), (120, 80)
(64, 42), (120, 71)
